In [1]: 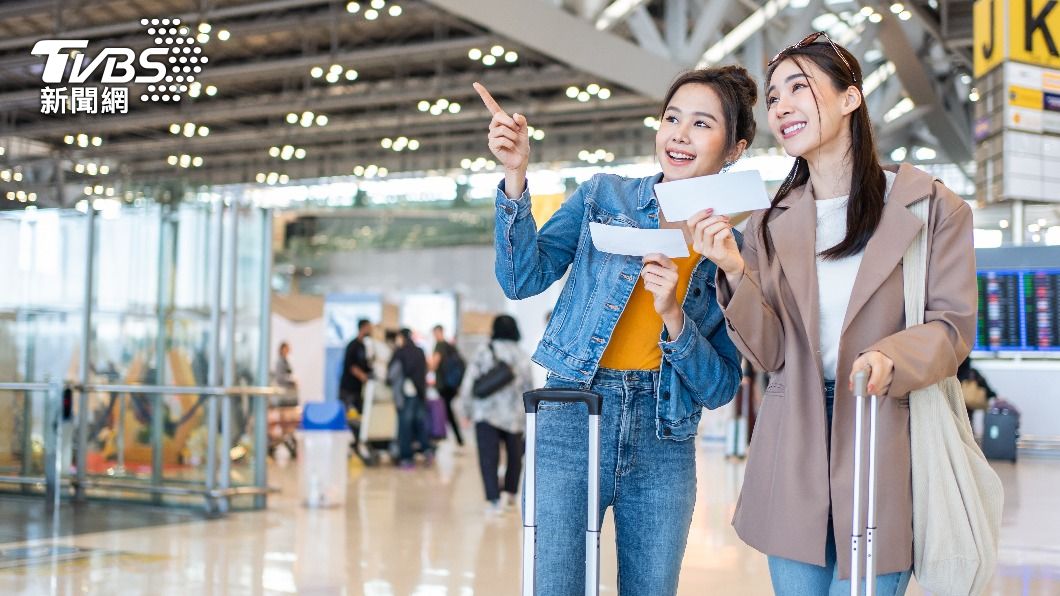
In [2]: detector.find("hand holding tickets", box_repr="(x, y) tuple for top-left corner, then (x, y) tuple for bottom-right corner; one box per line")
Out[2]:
(589, 223), (689, 258)
(654, 169), (770, 222)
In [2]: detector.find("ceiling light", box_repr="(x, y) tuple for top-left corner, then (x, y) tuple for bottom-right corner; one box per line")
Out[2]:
(388, 5), (402, 16)
(430, 105), (443, 115)
(898, 10), (911, 20)
(198, 126), (209, 136)
(179, 155), (191, 167)
(381, 138), (393, 148)
(256, 173), (266, 183)
(482, 55), (496, 66)
(491, 45), (504, 57)
(286, 113), (298, 124)
(75, 163), (85, 173)
(890, 3), (904, 13)
(100, 165), (109, 175)
(311, 67), (324, 78)
(869, 12), (882, 23)
(345, 69), (358, 81)
(325, 72), (340, 83)
(167, 155), (178, 165)
(279, 174), (290, 184)
(12, 172), (22, 182)
(346, 2), (360, 13)
(192, 156), (203, 167)
(316, 115), (328, 126)
(364, 9), (378, 19)
(577, 91), (590, 102)
(184, 123), (195, 137)
(370, 0), (385, 8)
(408, 140), (420, 150)
(269, 147), (280, 157)
(217, 29), (230, 41)
(566, 87), (579, 98)
(468, 48), (482, 60)
(999, 219), (1009, 229)
(199, 23), (212, 33)
(418, 100), (430, 111)
(597, 88), (611, 99)
(378, 167), (388, 176)
(295, 148), (307, 159)
(64, 135), (74, 144)
(448, 103), (461, 114)
(92, 136), (102, 146)
(197, 33), (209, 43)
(587, 83), (601, 95)
(169, 123), (181, 134)
(505, 51), (518, 63)
(533, 129), (545, 140)
(205, 85), (217, 96)
(353, 165), (365, 176)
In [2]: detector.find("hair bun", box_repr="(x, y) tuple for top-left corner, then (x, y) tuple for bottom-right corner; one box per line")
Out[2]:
(717, 64), (759, 108)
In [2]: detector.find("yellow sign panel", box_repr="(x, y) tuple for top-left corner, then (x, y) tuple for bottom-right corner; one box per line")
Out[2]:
(1010, 0), (1060, 70)
(974, 0), (1005, 77)
(1009, 85), (1044, 108)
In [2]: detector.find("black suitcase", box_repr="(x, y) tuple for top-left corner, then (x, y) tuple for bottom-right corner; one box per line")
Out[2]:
(981, 401), (1019, 462)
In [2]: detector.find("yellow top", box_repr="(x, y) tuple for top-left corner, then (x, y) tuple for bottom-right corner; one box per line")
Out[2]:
(599, 247), (701, 371)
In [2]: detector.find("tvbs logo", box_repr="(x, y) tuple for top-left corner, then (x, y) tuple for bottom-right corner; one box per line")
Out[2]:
(32, 18), (208, 114)
(32, 40), (168, 84)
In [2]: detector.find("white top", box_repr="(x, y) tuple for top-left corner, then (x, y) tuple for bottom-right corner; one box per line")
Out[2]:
(816, 171), (896, 380)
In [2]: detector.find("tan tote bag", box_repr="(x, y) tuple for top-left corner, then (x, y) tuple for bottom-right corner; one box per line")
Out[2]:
(904, 193), (1004, 596)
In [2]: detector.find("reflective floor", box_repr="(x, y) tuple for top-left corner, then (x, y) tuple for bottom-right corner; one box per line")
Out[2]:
(0, 440), (1057, 595)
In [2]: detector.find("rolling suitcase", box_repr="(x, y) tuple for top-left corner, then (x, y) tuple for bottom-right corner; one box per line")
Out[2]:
(522, 389), (603, 596)
(850, 371), (880, 596)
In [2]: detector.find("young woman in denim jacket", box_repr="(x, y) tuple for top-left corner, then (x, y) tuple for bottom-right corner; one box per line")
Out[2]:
(473, 66), (757, 595)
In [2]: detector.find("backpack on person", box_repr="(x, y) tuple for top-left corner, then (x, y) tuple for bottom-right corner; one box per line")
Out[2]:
(436, 344), (466, 393)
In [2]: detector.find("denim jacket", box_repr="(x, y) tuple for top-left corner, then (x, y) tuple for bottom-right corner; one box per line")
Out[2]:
(494, 172), (742, 441)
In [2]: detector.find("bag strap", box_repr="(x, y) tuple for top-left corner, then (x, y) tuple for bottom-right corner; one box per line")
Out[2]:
(902, 184), (935, 329)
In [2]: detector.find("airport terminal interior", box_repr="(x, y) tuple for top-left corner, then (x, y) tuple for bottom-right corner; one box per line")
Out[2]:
(1, 0), (1059, 594)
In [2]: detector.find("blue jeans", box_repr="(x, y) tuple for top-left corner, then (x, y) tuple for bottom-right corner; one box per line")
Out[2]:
(767, 381), (911, 596)
(532, 369), (696, 595)
(397, 396), (431, 463)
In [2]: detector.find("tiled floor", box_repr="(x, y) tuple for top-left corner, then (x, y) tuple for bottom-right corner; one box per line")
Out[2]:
(0, 442), (1056, 595)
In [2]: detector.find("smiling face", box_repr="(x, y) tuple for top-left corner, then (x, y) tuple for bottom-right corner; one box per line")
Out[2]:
(765, 57), (859, 163)
(655, 83), (740, 182)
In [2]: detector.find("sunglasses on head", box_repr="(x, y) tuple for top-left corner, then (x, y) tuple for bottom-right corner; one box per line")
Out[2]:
(768, 31), (858, 84)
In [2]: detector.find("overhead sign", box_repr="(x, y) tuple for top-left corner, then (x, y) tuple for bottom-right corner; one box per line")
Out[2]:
(975, 0), (1060, 77)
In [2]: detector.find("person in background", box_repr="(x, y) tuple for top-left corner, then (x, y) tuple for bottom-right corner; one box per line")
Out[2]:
(390, 328), (433, 469)
(958, 356), (996, 421)
(457, 314), (534, 516)
(274, 341), (296, 390)
(430, 325), (466, 446)
(340, 319), (373, 414)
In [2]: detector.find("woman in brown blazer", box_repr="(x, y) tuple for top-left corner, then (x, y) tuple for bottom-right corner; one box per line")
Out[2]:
(687, 34), (976, 595)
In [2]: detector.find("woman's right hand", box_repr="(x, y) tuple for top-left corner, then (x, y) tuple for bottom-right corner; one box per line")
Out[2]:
(474, 82), (530, 197)
(688, 209), (745, 286)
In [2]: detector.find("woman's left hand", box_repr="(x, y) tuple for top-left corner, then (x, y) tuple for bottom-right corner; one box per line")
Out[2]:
(642, 253), (680, 320)
(849, 351), (895, 395)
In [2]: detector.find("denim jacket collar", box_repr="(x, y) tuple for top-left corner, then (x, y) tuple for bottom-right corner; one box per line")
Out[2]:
(637, 172), (665, 211)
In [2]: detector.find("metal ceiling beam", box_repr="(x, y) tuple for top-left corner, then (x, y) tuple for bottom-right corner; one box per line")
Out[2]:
(874, 10), (971, 163)
(424, 0), (682, 100)
(6, 65), (588, 138)
(595, 0), (651, 31)
(0, 0), (335, 52)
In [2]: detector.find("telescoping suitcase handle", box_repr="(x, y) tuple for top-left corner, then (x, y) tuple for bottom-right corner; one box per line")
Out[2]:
(522, 389), (603, 596)
(850, 371), (880, 596)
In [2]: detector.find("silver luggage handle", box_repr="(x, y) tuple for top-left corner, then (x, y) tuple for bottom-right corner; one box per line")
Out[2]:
(851, 371), (880, 596)
(522, 389), (603, 596)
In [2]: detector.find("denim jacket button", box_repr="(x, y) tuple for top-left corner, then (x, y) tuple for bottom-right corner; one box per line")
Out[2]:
(662, 427), (672, 436)
(693, 287), (702, 297)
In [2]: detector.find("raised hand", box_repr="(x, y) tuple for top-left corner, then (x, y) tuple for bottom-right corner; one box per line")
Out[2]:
(473, 82), (530, 198)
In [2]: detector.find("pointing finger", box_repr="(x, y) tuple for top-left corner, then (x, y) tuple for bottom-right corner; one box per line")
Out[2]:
(473, 82), (506, 116)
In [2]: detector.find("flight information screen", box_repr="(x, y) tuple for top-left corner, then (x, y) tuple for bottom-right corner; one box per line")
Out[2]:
(975, 269), (1060, 352)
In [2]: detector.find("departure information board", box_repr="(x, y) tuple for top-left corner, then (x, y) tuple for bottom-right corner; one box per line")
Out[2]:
(976, 269), (1060, 352)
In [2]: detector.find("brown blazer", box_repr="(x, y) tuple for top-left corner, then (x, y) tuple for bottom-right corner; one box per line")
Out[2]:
(716, 163), (976, 578)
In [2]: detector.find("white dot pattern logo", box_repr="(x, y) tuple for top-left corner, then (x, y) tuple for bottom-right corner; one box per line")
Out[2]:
(142, 16), (205, 103)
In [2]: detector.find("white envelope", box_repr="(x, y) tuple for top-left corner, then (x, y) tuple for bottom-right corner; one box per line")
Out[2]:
(589, 223), (689, 258)
(654, 169), (771, 222)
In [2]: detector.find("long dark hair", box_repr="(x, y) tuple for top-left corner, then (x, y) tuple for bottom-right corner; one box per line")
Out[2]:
(761, 42), (885, 261)
(660, 65), (759, 159)
(492, 315), (521, 341)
